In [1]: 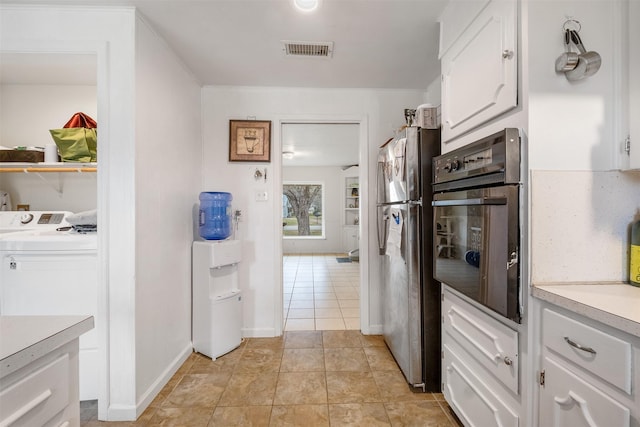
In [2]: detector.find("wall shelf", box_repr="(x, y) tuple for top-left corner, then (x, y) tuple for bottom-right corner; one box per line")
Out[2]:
(0, 162), (97, 173)
(0, 162), (97, 194)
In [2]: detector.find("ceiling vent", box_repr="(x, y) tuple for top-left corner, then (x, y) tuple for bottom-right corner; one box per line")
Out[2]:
(282, 41), (334, 58)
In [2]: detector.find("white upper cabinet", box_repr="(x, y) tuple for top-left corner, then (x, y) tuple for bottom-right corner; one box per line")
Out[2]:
(440, 0), (517, 143)
(438, 0), (490, 58)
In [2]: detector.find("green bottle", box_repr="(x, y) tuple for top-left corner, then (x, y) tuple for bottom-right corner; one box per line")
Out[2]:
(631, 218), (640, 287)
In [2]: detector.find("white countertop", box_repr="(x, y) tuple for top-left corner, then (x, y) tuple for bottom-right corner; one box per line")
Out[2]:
(0, 315), (94, 378)
(532, 283), (640, 338)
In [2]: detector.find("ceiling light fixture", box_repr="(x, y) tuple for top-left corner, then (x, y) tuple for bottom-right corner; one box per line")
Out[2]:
(282, 151), (295, 159)
(292, 0), (320, 13)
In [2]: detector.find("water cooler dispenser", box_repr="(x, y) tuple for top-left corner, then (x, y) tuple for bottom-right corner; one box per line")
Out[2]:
(192, 239), (242, 359)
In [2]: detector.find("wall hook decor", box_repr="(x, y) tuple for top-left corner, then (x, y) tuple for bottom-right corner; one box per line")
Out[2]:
(562, 18), (581, 33)
(254, 168), (267, 182)
(555, 20), (601, 81)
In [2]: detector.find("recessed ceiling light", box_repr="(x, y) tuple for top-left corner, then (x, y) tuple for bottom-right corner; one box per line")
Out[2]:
(292, 0), (320, 13)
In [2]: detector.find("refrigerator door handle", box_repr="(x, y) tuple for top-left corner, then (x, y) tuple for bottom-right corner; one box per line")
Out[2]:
(377, 209), (389, 255)
(376, 160), (386, 205)
(432, 196), (507, 207)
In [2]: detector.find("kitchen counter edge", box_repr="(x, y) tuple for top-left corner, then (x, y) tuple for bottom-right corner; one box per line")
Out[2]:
(1, 315), (94, 378)
(532, 283), (640, 338)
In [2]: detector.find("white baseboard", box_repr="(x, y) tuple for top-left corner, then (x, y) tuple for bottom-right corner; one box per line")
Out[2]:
(108, 342), (192, 421)
(106, 403), (138, 421)
(366, 324), (383, 335)
(242, 327), (278, 338)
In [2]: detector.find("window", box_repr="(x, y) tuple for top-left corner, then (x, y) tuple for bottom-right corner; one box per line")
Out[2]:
(282, 182), (324, 238)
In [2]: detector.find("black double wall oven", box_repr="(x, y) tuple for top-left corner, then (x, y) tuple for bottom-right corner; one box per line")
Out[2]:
(432, 128), (522, 323)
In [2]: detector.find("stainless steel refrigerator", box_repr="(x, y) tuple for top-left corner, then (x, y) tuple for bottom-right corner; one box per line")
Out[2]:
(376, 126), (441, 391)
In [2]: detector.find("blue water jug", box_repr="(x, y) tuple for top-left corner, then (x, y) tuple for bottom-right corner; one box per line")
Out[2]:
(199, 192), (233, 240)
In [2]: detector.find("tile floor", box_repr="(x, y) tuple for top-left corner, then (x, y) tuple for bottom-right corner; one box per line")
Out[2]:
(81, 331), (461, 426)
(283, 254), (360, 331)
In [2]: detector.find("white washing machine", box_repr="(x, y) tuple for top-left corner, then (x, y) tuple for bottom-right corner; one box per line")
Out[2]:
(0, 211), (99, 400)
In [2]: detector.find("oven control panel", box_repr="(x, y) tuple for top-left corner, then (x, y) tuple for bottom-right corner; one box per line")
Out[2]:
(463, 148), (493, 170)
(433, 128), (520, 187)
(435, 146), (495, 176)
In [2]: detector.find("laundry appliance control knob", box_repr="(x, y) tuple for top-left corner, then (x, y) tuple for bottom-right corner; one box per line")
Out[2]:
(20, 213), (34, 224)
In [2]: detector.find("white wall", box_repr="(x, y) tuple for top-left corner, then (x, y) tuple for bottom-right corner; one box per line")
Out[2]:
(201, 86), (425, 336)
(282, 166), (342, 254)
(424, 75), (442, 107)
(0, 84), (97, 211)
(134, 14), (201, 411)
(0, 84), (97, 147)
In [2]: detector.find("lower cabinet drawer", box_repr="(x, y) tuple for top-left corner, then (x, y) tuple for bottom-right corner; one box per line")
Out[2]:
(0, 353), (70, 427)
(443, 289), (519, 394)
(542, 308), (632, 394)
(540, 356), (631, 427)
(443, 341), (519, 427)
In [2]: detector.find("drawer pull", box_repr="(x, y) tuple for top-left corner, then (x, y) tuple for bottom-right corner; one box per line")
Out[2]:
(564, 337), (597, 355)
(503, 356), (513, 366)
(1, 389), (52, 427)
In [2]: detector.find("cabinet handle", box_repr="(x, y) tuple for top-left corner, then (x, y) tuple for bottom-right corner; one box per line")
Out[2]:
(564, 336), (597, 355)
(502, 49), (514, 59)
(503, 356), (513, 366)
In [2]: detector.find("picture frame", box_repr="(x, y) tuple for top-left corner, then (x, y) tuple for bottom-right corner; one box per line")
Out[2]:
(229, 120), (271, 162)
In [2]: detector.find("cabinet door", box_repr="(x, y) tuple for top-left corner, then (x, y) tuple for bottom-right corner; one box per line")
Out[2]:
(627, 0), (640, 169)
(443, 341), (519, 427)
(342, 226), (358, 252)
(542, 308), (632, 394)
(539, 356), (631, 427)
(441, 0), (517, 142)
(443, 289), (519, 394)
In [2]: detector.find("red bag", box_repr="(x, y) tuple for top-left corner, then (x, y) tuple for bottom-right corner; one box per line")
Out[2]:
(64, 112), (97, 129)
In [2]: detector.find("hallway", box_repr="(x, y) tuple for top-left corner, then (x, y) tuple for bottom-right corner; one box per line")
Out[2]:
(283, 254), (360, 331)
(81, 331), (460, 426)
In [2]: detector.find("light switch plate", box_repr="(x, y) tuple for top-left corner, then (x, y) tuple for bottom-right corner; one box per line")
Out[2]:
(255, 191), (268, 201)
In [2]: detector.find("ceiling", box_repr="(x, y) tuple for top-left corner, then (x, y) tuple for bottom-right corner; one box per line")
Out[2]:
(0, 0), (445, 166)
(281, 123), (359, 167)
(0, 0), (446, 89)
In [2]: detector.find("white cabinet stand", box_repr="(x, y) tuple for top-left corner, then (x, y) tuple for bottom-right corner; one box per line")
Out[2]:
(442, 287), (521, 426)
(192, 240), (243, 360)
(0, 315), (94, 427)
(537, 304), (639, 427)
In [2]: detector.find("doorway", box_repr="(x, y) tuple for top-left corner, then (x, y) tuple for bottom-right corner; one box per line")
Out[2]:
(280, 121), (365, 331)
(0, 51), (102, 403)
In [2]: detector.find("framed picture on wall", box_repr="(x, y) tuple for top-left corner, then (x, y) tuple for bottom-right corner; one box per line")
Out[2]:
(229, 120), (271, 162)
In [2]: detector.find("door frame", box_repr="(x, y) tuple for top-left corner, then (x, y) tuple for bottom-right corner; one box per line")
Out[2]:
(0, 40), (111, 418)
(275, 115), (369, 334)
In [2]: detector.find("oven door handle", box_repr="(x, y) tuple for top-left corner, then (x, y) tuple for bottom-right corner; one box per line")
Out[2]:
(432, 197), (507, 207)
